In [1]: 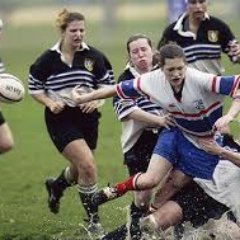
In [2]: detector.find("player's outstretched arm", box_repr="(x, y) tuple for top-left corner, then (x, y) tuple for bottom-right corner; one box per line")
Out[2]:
(129, 109), (175, 129)
(214, 89), (240, 132)
(72, 85), (117, 104)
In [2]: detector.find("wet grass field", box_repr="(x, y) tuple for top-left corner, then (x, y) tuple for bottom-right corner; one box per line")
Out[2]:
(1, 4), (240, 239)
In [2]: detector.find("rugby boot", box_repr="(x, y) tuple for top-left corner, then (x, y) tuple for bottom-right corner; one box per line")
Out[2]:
(87, 221), (105, 239)
(140, 215), (164, 239)
(140, 215), (158, 236)
(100, 224), (127, 240)
(84, 214), (105, 239)
(91, 186), (120, 208)
(127, 203), (147, 240)
(45, 178), (65, 214)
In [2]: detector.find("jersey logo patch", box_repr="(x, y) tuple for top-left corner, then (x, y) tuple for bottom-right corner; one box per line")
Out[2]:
(193, 99), (205, 110)
(84, 58), (94, 72)
(207, 30), (219, 43)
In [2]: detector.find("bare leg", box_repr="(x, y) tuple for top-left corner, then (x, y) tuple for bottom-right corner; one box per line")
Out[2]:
(152, 170), (192, 209)
(63, 139), (97, 186)
(134, 154), (173, 190)
(141, 201), (183, 233)
(0, 122), (14, 153)
(63, 139), (99, 223)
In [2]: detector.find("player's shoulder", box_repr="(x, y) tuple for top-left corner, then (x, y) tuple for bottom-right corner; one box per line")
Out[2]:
(208, 15), (230, 28)
(164, 21), (176, 32)
(186, 67), (214, 82)
(33, 49), (56, 65)
(118, 69), (133, 83)
(141, 69), (163, 83)
(186, 66), (208, 75)
(87, 45), (108, 58)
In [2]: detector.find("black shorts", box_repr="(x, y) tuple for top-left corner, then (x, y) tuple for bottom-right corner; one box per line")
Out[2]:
(124, 129), (160, 176)
(173, 182), (233, 227)
(45, 107), (101, 152)
(0, 111), (6, 126)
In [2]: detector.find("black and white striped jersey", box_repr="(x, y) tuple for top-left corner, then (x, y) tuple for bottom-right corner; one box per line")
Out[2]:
(0, 57), (5, 73)
(28, 42), (114, 107)
(113, 65), (163, 153)
(158, 13), (237, 75)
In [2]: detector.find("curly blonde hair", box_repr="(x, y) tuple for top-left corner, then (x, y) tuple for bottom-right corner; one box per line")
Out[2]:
(56, 9), (85, 32)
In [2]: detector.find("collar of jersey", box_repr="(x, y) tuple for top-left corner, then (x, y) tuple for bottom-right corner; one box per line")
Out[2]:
(173, 12), (210, 39)
(50, 41), (90, 53)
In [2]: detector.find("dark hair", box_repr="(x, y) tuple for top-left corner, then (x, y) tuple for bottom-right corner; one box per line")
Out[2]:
(158, 43), (186, 67)
(56, 9), (85, 32)
(126, 33), (152, 54)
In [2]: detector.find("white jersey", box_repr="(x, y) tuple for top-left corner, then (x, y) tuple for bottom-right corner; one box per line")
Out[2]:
(195, 160), (240, 222)
(117, 67), (240, 147)
(114, 65), (163, 153)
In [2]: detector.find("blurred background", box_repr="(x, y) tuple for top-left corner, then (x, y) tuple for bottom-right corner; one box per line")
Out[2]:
(1, 0), (240, 76)
(1, 0), (240, 239)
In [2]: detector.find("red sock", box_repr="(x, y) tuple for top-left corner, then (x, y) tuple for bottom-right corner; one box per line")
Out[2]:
(115, 173), (142, 196)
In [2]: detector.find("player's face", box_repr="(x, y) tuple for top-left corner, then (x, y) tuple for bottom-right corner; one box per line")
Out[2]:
(162, 58), (186, 90)
(187, 0), (208, 21)
(129, 38), (153, 74)
(62, 20), (86, 50)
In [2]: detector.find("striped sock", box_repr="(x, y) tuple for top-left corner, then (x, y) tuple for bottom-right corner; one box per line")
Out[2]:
(77, 183), (99, 223)
(64, 167), (77, 185)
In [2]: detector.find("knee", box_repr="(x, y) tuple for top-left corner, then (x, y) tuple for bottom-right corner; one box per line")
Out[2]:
(0, 138), (14, 153)
(144, 175), (160, 189)
(154, 201), (183, 229)
(169, 171), (191, 191)
(77, 157), (96, 178)
(135, 191), (152, 207)
(171, 180), (184, 191)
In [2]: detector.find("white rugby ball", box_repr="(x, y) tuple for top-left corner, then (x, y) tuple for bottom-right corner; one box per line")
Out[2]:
(0, 73), (25, 103)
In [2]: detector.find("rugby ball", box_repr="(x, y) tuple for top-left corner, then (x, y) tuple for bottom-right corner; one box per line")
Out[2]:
(0, 73), (25, 103)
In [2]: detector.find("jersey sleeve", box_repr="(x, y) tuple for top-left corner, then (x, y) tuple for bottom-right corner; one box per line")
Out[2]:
(113, 73), (138, 120)
(28, 51), (51, 94)
(187, 67), (240, 97)
(219, 19), (236, 52)
(116, 71), (157, 100)
(211, 75), (240, 96)
(116, 78), (141, 99)
(95, 53), (115, 88)
(157, 23), (176, 50)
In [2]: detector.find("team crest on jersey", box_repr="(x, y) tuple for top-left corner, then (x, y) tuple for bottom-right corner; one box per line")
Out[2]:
(207, 30), (219, 43)
(193, 99), (205, 110)
(84, 58), (94, 72)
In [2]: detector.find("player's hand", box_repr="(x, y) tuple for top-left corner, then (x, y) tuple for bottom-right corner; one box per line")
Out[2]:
(214, 114), (233, 133)
(228, 40), (240, 62)
(158, 114), (175, 129)
(197, 137), (221, 155)
(79, 100), (99, 114)
(72, 86), (93, 104)
(71, 86), (86, 103)
(48, 100), (65, 114)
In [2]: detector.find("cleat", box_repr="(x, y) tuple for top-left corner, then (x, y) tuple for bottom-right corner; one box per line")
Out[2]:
(91, 186), (119, 208)
(126, 208), (142, 240)
(140, 216), (157, 236)
(87, 221), (105, 239)
(140, 215), (163, 239)
(128, 217), (142, 240)
(45, 178), (63, 214)
(100, 224), (127, 240)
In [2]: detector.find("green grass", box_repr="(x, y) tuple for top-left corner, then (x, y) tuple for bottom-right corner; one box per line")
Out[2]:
(1, 14), (240, 239)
